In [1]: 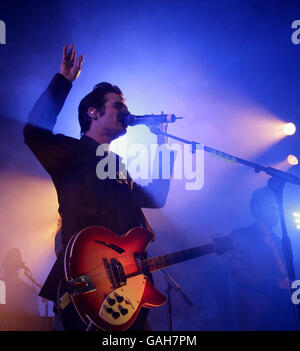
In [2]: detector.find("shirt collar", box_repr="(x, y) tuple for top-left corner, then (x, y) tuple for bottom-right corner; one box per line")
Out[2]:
(80, 134), (101, 148)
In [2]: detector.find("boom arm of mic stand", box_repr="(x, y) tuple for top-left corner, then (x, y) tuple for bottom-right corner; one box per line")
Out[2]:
(148, 127), (300, 185)
(150, 127), (300, 330)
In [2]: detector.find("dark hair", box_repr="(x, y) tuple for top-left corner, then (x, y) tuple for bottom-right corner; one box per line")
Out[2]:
(78, 82), (123, 135)
(250, 187), (275, 218)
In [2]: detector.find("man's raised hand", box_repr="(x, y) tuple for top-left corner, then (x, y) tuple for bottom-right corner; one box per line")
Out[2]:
(60, 44), (84, 83)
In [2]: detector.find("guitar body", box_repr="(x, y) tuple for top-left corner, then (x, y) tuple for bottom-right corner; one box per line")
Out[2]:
(64, 226), (167, 331)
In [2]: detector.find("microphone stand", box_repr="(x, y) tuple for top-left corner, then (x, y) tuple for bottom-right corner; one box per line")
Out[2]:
(158, 269), (193, 331)
(147, 251), (193, 331)
(24, 270), (51, 330)
(267, 176), (300, 330)
(150, 126), (300, 330)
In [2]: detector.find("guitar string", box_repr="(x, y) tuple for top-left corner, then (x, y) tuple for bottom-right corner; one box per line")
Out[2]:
(68, 243), (228, 287)
(87, 249), (200, 277)
(71, 248), (223, 288)
(84, 257), (166, 280)
(74, 252), (188, 282)
(86, 257), (167, 279)
(83, 248), (209, 281)
(89, 247), (214, 279)
(67, 236), (226, 282)
(87, 254), (193, 286)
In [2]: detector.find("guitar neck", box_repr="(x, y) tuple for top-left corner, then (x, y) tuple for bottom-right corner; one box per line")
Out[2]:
(142, 243), (215, 273)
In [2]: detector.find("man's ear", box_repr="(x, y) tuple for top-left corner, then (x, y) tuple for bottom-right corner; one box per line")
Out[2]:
(87, 107), (98, 120)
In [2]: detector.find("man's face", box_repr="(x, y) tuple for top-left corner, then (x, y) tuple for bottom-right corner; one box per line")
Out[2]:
(257, 196), (279, 229)
(96, 92), (129, 139)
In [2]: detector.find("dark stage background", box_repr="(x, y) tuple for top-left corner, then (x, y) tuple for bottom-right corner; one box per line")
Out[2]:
(0, 0), (300, 330)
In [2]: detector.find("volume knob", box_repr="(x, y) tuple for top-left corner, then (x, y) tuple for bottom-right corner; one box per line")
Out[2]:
(116, 295), (124, 303)
(120, 307), (128, 315)
(112, 311), (120, 319)
(107, 298), (116, 306)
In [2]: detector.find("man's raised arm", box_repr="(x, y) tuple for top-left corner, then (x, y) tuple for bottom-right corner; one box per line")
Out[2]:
(23, 45), (84, 172)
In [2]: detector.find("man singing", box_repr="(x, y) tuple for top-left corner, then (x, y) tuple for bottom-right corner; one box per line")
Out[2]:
(23, 44), (172, 331)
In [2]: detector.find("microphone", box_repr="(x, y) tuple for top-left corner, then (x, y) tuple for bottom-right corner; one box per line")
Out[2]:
(124, 113), (183, 126)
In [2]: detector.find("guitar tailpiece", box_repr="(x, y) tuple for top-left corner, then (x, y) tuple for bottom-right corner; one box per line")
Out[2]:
(68, 274), (96, 296)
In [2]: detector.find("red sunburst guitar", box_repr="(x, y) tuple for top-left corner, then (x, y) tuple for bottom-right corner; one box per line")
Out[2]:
(62, 226), (232, 331)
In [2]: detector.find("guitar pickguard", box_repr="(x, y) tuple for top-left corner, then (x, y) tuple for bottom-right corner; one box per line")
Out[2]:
(99, 275), (146, 326)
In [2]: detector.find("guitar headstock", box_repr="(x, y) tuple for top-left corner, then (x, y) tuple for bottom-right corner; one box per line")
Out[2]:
(213, 236), (234, 256)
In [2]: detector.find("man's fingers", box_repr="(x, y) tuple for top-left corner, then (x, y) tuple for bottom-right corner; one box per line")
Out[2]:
(62, 44), (67, 62)
(63, 44), (82, 67)
(60, 44), (84, 81)
(64, 44), (74, 62)
(75, 55), (84, 70)
(70, 46), (75, 64)
(63, 44), (67, 58)
(69, 43), (74, 54)
(62, 44), (73, 63)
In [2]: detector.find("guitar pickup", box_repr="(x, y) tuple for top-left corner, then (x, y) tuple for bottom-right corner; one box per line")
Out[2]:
(103, 258), (126, 289)
(111, 259), (126, 287)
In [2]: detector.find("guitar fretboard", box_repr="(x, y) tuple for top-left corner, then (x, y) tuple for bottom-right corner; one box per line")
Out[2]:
(141, 243), (215, 273)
